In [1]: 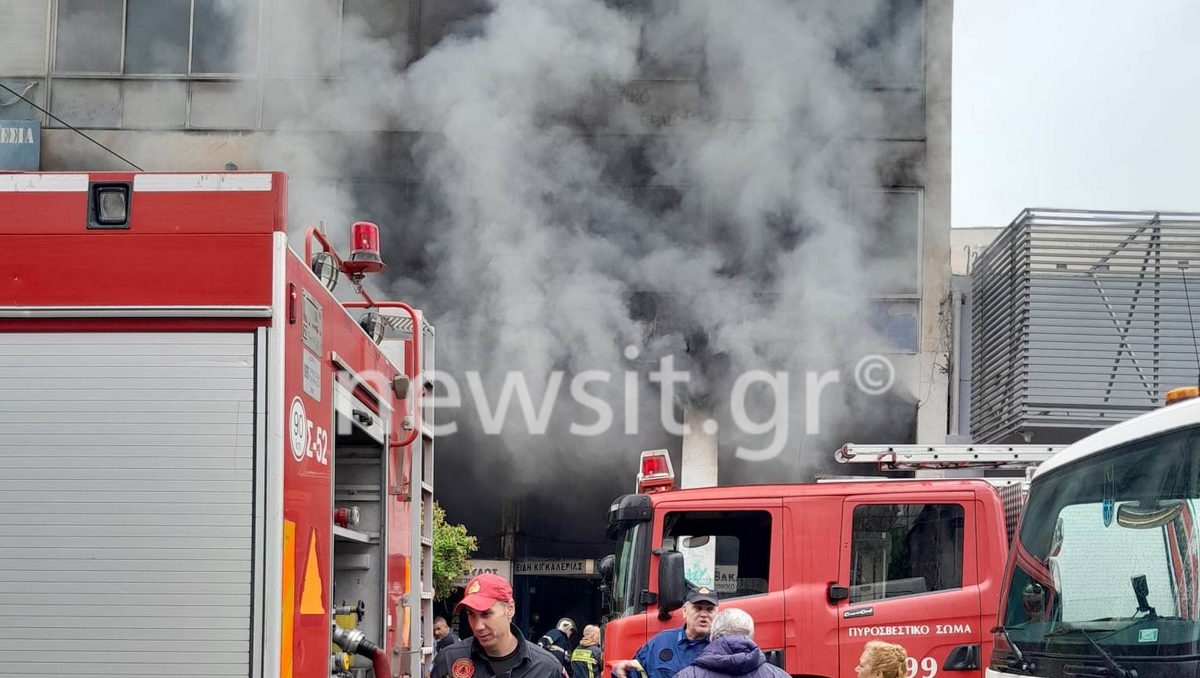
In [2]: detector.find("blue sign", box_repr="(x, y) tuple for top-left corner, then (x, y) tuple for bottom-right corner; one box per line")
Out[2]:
(0, 120), (40, 171)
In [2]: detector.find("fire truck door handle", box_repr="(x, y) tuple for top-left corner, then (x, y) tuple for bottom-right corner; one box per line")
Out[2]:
(942, 644), (979, 671)
(353, 409), (374, 426)
(827, 584), (850, 603)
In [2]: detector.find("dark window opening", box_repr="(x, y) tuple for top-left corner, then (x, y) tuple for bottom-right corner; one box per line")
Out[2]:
(124, 0), (190, 74)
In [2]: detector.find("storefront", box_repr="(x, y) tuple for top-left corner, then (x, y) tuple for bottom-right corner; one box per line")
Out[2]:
(513, 559), (603, 644)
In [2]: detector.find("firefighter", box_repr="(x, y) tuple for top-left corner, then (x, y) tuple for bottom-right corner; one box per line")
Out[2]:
(430, 573), (567, 678)
(537, 618), (576, 669)
(569, 625), (603, 678)
(611, 588), (719, 678)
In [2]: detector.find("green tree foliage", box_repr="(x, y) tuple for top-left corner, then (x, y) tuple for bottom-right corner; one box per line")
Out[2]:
(433, 502), (477, 601)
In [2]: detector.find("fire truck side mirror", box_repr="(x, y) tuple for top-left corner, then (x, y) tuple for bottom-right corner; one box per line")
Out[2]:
(598, 554), (615, 581)
(657, 551), (686, 613)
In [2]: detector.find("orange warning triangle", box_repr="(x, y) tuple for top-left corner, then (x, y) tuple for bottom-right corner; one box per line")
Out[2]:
(299, 528), (326, 615)
(281, 521), (296, 678)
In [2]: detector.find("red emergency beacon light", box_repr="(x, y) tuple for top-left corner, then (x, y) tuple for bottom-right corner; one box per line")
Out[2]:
(637, 449), (676, 493)
(346, 220), (386, 275)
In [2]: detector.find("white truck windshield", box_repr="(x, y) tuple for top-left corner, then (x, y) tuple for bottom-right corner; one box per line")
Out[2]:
(1002, 424), (1200, 658)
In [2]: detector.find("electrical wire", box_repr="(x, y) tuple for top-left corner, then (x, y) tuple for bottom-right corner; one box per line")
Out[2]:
(0, 81), (143, 171)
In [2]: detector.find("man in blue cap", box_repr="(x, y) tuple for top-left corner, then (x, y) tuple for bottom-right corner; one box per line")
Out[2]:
(611, 587), (719, 678)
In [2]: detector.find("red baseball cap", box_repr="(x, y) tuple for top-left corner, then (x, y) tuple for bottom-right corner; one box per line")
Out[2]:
(455, 573), (513, 613)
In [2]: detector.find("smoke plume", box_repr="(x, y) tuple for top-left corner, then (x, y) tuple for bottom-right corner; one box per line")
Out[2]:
(257, 0), (929, 546)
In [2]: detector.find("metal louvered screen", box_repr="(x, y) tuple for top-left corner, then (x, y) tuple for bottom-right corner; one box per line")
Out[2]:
(996, 481), (1027, 544)
(0, 332), (258, 677)
(971, 209), (1200, 445)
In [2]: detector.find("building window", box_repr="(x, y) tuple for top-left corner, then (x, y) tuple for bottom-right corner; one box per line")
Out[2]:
(53, 0), (261, 76)
(193, 0), (260, 74)
(0, 80), (45, 121)
(849, 503), (964, 604)
(0, 0), (51, 76)
(868, 300), (919, 354)
(49, 79), (121, 128)
(124, 0), (190, 74)
(836, 0), (925, 87)
(39, 0), (420, 130)
(55, 0), (124, 74)
(852, 188), (922, 298)
(662, 510), (772, 599)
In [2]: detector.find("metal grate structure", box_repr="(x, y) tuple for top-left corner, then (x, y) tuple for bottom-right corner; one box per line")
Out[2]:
(971, 209), (1200, 445)
(997, 481), (1028, 544)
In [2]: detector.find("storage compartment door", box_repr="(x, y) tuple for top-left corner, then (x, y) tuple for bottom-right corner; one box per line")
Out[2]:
(0, 332), (259, 677)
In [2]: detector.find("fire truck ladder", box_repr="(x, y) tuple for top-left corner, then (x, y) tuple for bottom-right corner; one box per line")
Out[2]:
(835, 444), (1068, 544)
(377, 309), (437, 675)
(415, 316), (436, 670)
(835, 444), (1066, 472)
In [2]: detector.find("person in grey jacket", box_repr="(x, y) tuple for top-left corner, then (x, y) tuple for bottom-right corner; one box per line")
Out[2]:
(673, 609), (788, 678)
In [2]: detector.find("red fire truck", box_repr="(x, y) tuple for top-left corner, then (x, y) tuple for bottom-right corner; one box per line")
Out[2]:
(0, 171), (436, 678)
(600, 445), (1061, 678)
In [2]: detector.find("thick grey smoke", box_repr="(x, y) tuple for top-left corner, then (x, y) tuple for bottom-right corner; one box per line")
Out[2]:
(256, 0), (927, 521)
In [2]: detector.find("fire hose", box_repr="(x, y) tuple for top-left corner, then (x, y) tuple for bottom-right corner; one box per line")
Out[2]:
(332, 625), (391, 678)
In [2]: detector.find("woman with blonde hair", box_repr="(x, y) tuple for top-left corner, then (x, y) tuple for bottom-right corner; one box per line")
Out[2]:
(853, 641), (908, 678)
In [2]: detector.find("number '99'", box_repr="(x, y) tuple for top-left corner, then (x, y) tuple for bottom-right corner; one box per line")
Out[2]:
(905, 657), (937, 678)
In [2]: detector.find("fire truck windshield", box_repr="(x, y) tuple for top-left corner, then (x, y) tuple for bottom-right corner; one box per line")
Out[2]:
(610, 522), (649, 618)
(999, 423), (1200, 662)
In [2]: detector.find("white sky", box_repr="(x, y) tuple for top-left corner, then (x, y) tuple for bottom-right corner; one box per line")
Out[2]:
(952, 1), (1200, 227)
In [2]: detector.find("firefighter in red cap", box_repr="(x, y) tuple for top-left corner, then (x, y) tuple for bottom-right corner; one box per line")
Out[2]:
(431, 573), (568, 678)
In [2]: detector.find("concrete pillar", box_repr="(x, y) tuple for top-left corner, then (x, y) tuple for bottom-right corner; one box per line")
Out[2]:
(678, 403), (718, 590)
(501, 498), (519, 561)
(680, 403), (718, 489)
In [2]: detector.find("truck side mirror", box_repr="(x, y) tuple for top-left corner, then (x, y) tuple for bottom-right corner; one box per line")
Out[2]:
(599, 554), (615, 581)
(658, 551), (686, 613)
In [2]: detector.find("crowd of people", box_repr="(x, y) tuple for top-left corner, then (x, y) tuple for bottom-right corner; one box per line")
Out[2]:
(427, 573), (909, 678)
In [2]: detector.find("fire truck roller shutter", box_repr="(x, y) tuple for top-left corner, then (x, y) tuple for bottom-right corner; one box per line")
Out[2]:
(0, 332), (259, 677)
